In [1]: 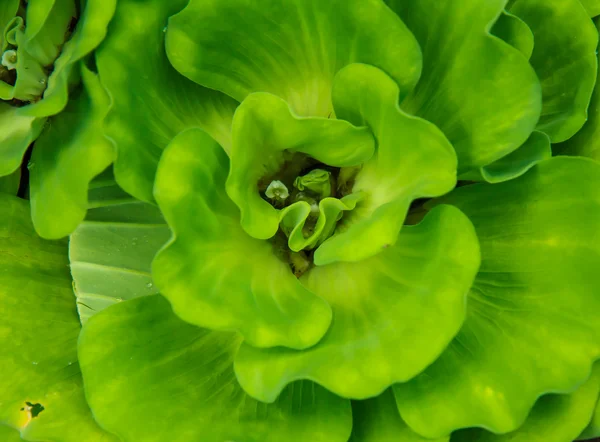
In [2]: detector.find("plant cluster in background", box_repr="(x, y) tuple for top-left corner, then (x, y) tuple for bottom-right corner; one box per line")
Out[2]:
(2, 0), (600, 441)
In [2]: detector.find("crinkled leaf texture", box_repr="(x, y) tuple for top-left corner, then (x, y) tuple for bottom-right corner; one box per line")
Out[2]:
(17, 0), (117, 118)
(30, 64), (115, 239)
(315, 63), (457, 264)
(350, 389), (449, 442)
(234, 204), (480, 401)
(98, 0), (237, 203)
(166, 0), (422, 117)
(387, 0), (542, 172)
(394, 157), (600, 438)
(507, 0), (598, 142)
(153, 128), (332, 350)
(556, 17), (600, 160)
(452, 362), (600, 442)
(78, 294), (352, 442)
(0, 0), (116, 178)
(225, 91), (375, 244)
(0, 194), (117, 442)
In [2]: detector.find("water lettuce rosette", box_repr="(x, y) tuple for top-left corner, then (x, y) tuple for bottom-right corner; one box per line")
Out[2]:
(2, 0), (600, 441)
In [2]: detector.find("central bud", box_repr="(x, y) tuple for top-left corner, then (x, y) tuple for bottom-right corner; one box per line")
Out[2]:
(224, 92), (376, 276)
(258, 157), (363, 277)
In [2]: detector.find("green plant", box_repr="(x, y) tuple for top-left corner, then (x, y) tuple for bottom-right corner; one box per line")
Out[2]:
(2, 0), (600, 441)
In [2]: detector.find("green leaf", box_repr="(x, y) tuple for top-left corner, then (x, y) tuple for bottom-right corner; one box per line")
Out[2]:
(234, 205), (480, 402)
(0, 1), (19, 41)
(387, 0), (542, 172)
(22, 0), (75, 65)
(350, 389), (449, 442)
(225, 91), (374, 243)
(166, 0), (422, 117)
(579, 391), (600, 440)
(508, 0), (599, 142)
(69, 186), (170, 325)
(0, 425), (24, 442)
(314, 63), (457, 265)
(393, 157), (600, 438)
(153, 128), (332, 350)
(0, 167), (20, 195)
(452, 362), (600, 442)
(579, 0), (600, 18)
(0, 0), (76, 102)
(0, 103), (45, 177)
(17, 0), (117, 118)
(461, 131), (552, 184)
(97, 0), (237, 203)
(29, 63), (115, 239)
(78, 294), (352, 442)
(0, 194), (117, 441)
(555, 18), (600, 159)
(491, 11), (534, 59)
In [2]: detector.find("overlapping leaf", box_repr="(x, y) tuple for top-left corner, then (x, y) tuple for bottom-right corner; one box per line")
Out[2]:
(97, 0), (237, 202)
(0, 0), (116, 179)
(29, 64), (115, 239)
(153, 128), (332, 350)
(350, 390), (448, 442)
(166, 0), (422, 117)
(0, 194), (117, 442)
(388, 0), (542, 172)
(315, 63), (457, 264)
(394, 158), (600, 438)
(508, 0), (598, 142)
(78, 295), (352, 442)
(557, 18), (600, 159)
(452, 362), (600, 442)
(235, 204), (479, 401)
(225, 91), (374, 246)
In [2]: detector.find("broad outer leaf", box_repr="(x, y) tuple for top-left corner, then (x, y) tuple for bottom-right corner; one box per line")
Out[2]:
(166, 0), (421, 117)
(78, 294), (352, 442)
(452, 362), (600, 442)
(556, 18), (600, 159)
(350, 389), (449, 442)
(387, 0), (541, 172)
(153, 128), (332, 350)
(97, 0), (237, 203)
(0, 194), (117, 442)
(234, 204), (480, 401)
(315, 63), (456, 265)
(508, 0), (598, 142)
(30, 64), (115, 239)
(69, 187), (170, 324)
(394, 157), (600, 438)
